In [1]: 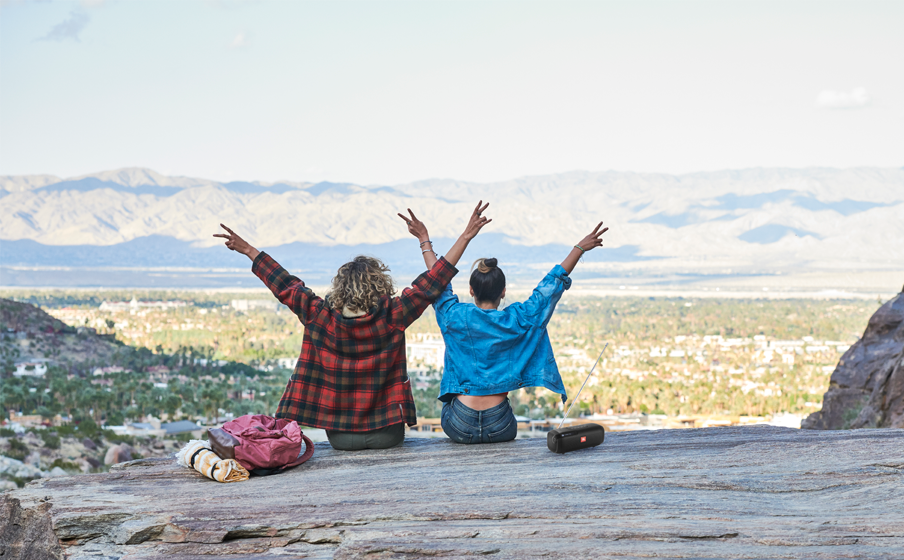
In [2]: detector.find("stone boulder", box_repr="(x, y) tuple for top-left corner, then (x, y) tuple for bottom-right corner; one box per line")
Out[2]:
(45, 467), (68, 478)
(0, 456), (45, 479)
(803, 291), (904, 430)
(3, 427), (904, 559)
(24, 451), (43, 468)
(103, 444), (133, 466)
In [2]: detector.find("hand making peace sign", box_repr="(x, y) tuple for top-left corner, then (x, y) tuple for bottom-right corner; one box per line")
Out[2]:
(576, 221), (609, 253)
(213, 224), (260, 260)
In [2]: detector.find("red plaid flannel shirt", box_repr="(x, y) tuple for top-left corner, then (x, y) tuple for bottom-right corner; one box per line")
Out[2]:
(252, 252), (458, 432)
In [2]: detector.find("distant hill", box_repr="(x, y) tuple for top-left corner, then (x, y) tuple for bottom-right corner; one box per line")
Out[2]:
(0, 234), (653, 285)
(0, 298), (123, 366)
(1, 167), (902, 285)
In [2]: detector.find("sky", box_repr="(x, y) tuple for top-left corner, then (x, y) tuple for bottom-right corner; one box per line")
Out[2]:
(1, 0), (902, 186)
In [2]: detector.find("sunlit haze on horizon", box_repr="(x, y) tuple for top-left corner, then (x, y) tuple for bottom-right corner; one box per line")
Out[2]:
(1, 0), (902, 185)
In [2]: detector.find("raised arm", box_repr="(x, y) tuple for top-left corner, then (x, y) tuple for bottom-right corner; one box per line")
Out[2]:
(388, 201), (490, 328)
(397, 200), (492, 269)
(560, 221), (609, 275)
(509, 223), (607, 328)
(397, 209), (438, 269)
(214, 224), (321, 323)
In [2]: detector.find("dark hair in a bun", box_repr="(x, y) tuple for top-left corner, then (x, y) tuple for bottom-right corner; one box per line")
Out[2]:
(470, 258), (505, 303)
(477, 258), (498, 272)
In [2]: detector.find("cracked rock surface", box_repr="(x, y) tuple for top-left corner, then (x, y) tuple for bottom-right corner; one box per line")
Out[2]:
(3, 425), (904, 559)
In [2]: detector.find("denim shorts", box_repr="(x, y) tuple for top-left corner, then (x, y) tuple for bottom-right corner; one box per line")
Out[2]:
(441, 397), (518, 444)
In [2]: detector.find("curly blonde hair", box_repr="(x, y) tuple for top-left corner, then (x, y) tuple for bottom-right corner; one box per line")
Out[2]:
(328, 256), (396, 313)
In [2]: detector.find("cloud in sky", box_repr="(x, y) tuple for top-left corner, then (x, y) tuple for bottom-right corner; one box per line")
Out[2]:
(0, 0), (45, 6)
(816, 87), (871, 109)
(230, 31), (249, 48)
(39, 10), (89, 42)
(1, 0), (106, 6)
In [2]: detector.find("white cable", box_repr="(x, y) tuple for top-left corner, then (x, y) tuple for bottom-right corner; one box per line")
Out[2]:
(558, 343), (609, 430)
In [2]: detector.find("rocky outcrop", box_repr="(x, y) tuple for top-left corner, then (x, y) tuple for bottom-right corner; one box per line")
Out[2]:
(0, 495), (62, 560)
(4, 426), (904, 559)
(803, 291), (904, 430)
(0, 298), (122, 365)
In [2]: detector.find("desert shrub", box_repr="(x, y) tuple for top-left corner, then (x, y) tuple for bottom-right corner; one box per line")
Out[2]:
(76, 419), (99, 437)
(8, 476), (38, 488)
(841, 406), (862, 430)
(40, 433), (61, 449)
(103, 430), (135, 445)
(56, 425), (77, 437)
(49, 458), (80, 471)
(6, 438), (28, 460)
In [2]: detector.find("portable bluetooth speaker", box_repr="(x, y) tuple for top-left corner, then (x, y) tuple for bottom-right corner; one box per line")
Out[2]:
(547, 423), (605, 453)
(547, 343), (610, 454)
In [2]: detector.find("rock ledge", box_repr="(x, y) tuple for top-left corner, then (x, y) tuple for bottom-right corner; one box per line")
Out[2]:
(3, 426), (904, 559)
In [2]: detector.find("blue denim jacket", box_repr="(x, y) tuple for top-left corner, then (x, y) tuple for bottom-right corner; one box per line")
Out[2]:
(433, 265), (572, 402)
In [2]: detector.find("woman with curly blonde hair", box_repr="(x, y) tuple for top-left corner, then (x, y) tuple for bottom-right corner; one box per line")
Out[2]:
(328, 256), (396, 317)
(214, 201), (491, 450)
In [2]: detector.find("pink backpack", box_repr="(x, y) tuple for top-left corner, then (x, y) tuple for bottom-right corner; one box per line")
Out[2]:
(209, 414), (314, 475)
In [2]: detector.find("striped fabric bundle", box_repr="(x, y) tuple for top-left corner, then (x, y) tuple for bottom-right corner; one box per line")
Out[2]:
(176, 440), (249, 483)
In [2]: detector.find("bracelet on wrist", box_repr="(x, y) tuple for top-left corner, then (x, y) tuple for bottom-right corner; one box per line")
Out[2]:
(422, 249), (437, 255)
(419, 240), (432, 247)
(574, 245), (586, 254)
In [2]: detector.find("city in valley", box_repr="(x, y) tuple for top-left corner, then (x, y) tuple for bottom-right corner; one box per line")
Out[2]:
(2, 288), (874, 452)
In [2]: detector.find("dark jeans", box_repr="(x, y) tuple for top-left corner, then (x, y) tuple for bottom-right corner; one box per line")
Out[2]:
(441, 397), (518, 444)
(326, 422), (405, 451)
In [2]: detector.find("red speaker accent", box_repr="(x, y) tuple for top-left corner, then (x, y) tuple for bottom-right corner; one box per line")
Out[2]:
(547, 423), (605, 453)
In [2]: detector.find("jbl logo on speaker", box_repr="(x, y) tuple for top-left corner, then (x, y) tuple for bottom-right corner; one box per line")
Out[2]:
(547, 424), (605, 453)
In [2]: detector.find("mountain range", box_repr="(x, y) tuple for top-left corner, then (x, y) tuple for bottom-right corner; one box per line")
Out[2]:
(1, 167), (902, 287)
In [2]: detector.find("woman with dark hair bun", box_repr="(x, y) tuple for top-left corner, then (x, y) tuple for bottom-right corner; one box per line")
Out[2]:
(432, 222), (609, 444)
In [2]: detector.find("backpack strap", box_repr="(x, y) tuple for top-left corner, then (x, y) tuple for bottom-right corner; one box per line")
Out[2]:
(282, 433), (315, 470)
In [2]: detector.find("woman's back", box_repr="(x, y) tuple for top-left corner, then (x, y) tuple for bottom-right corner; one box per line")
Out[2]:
(433, 264), (573, 402)
(252, 251), (459, 431)
(432, 222), (608, 445)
